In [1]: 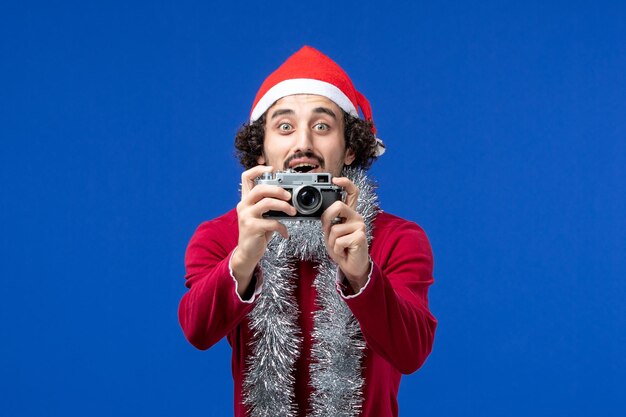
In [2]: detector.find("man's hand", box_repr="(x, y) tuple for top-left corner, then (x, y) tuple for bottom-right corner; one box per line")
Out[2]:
(231, 165), (296, 296)
(321, 177), (370, 293)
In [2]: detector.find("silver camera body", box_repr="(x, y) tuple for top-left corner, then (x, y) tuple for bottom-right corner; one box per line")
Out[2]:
(255, 171), (343, 219)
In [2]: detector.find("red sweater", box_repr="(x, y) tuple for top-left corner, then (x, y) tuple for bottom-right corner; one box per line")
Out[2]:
(178, 209), (437, 417)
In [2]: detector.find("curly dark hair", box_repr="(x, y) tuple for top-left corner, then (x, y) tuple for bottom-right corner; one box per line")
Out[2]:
(234, 111), (379, 170)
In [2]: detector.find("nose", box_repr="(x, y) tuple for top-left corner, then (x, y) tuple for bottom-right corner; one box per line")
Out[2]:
(293, 126), (313, 153)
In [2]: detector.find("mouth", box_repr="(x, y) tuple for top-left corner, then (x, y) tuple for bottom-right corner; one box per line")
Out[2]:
(290, 163), (319, 173)
(286, 155), (323, 173)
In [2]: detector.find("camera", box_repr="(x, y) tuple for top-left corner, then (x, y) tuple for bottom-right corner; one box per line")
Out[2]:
(255, 171), (343, 219)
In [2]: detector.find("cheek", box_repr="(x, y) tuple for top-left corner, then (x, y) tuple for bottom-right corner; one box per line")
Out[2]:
(264, 134), (287, 152)
(260, 142), (290, 166)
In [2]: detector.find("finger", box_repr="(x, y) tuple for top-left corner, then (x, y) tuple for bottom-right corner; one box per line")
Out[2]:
(248, 197), (297, 218)
(321, 201), (358, 237)
(332, 230), (367, 259)
(326, 222), (361, 253)
(321, 201), (346, 238)
(332, 177), (359, 209)
(321, 201), (343, 238)
(241, 184), (292, 206)
(327, 218), (366, 247)
(241, 165), (274, 197)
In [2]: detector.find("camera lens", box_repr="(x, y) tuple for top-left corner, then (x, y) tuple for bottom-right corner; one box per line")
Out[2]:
(293, 186), (322, 215)
(299, 189), (317, 207)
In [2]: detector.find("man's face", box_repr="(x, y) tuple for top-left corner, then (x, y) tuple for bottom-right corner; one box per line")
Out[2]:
(258, 94), (355, 177)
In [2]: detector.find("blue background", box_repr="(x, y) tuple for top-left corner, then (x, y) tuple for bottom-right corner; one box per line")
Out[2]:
(1, 1), (624, 416)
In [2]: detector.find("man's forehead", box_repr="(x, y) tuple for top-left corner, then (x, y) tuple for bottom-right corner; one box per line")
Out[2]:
(267, 94), (342, 115)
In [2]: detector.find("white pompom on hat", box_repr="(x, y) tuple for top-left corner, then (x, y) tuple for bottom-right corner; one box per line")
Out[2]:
(250, 46), (385, 156)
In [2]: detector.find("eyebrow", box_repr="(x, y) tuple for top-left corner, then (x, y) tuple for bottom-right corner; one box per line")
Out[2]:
(269, 109), (294, 120)
(313, 107), (337, 119)
(269, 107), (338, 120)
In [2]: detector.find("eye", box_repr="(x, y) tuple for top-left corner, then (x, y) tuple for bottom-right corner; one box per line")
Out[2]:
(278, 122), (293, 132)
(313, 123), (330, 131)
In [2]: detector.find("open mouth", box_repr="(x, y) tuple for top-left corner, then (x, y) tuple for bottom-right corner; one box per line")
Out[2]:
(291, 163), (318, 173)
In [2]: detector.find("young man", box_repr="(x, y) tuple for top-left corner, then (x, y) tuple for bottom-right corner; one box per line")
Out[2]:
(178, 46), (437, 417)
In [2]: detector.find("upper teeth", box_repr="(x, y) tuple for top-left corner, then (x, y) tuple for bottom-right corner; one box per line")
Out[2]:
(293, 163), (315, 168)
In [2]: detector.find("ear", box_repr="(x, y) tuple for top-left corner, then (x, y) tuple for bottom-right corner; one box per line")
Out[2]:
(257, 154), (265, 165)
(344, 148), (356, 166)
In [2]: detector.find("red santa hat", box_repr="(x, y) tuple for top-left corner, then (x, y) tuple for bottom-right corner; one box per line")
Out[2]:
(250, 46), (385, 155)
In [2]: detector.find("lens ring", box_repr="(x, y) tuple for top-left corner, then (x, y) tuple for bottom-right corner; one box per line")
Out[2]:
(293, 185), (322, 215)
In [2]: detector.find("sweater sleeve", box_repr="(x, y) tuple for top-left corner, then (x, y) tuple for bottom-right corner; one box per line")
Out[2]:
(178, 215), (261, 350)
(340, 217), (437, 374)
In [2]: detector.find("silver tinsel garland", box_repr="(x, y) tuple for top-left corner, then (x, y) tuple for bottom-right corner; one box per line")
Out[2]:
(243, 167), (379, 417)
